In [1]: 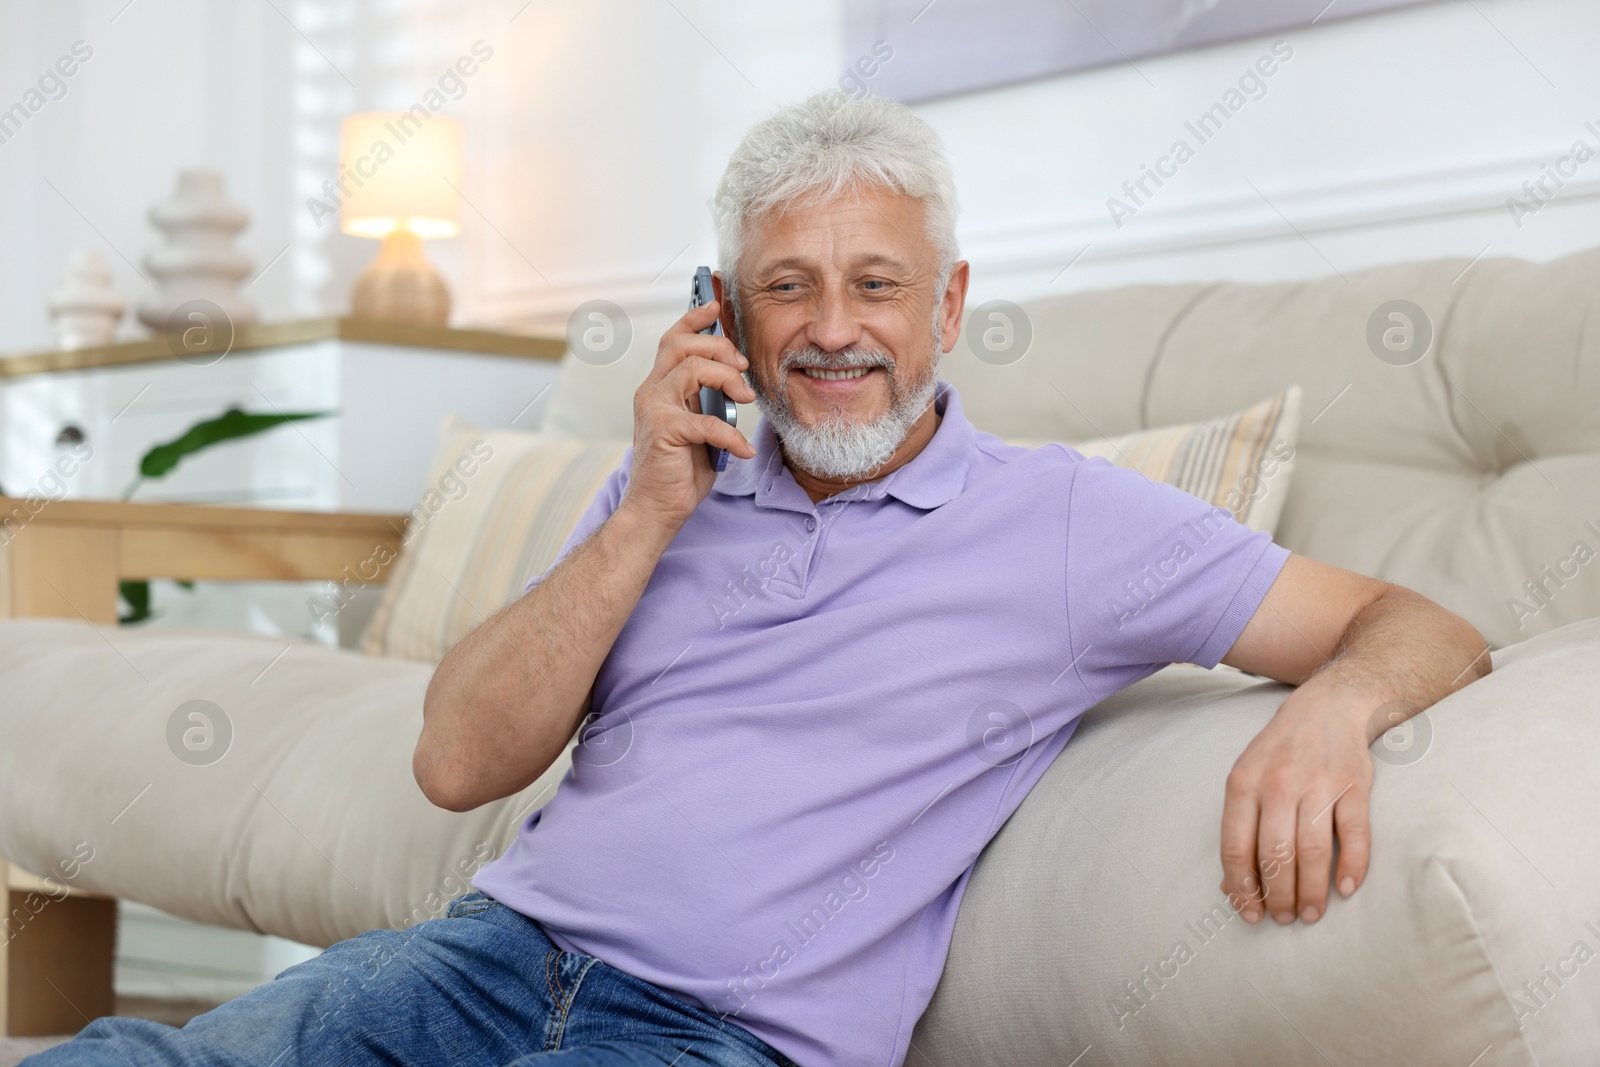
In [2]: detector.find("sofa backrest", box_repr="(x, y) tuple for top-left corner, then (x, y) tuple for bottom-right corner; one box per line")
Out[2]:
(544, 249), (1600, 648)
(947, 248), (1600, 648)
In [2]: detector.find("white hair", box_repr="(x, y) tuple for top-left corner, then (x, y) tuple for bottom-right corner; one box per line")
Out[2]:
(712, 91), (960, 316)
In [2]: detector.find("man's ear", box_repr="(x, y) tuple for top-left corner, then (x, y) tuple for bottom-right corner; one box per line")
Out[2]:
(711, 270), (742, 350)
(939, 261), (971, 354)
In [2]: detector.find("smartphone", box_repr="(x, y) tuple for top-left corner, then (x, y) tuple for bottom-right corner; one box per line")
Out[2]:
(691, 265), (738, 472)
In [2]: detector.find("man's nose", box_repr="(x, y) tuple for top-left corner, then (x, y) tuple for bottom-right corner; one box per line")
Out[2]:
(807, 286), (863, 353)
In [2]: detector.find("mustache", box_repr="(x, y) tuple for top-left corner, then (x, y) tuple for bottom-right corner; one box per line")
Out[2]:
(776, 345), (897, 375)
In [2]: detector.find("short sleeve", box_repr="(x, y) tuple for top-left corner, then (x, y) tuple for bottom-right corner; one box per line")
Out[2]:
(1063, 452), (1290, 697)
(521, 447), (633, 596)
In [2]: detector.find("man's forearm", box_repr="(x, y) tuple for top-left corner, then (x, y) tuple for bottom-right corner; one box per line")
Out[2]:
(1287, 585), (1492, 739)
(1219, 580), (1494, 924)
(415, 501), (677, 811)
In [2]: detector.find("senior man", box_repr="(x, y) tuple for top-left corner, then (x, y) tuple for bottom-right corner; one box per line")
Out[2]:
(38, 94), (1490, 1067)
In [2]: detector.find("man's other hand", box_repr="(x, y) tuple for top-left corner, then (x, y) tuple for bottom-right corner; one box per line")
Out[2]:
(1219, 554), (1491, 924)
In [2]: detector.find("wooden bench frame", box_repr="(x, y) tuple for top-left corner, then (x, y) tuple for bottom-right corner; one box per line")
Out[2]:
(0, 496), (406, 1037)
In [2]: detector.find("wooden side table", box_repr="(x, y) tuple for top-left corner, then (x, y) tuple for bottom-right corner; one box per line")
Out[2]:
(0, 858), (116, 1039)
(0, 498), (409, 1036)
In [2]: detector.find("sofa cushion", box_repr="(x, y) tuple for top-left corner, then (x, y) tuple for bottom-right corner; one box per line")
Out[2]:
(359, 415), (627, 662)
(0, 618), (572, 950)
(1009, 387), (1301, 534)
(912, 617), (1600, 1067)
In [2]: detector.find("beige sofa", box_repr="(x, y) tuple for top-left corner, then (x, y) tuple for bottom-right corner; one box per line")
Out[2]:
(2, 246), (1598, 1063)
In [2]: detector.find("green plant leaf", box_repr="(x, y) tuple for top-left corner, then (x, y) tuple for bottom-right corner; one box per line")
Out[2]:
(119, 579), (152, 625)
(116, 405), (334, 621)
(124, 406), (335, 498)
(138, 407), (333, 480)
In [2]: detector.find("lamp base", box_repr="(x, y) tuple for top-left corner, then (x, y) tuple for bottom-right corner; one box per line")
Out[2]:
(350, 229), (450, 325)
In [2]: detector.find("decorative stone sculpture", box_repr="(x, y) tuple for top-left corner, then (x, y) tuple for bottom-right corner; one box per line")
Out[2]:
(137, 169), (258, 332)
(47, 250), (127, 349)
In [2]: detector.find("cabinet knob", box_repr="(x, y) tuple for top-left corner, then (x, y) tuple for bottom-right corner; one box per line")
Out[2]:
(56, 424), (86, 447)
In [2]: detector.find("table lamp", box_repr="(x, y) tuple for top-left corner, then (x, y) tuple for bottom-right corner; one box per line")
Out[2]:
(340, 111), (462, 325)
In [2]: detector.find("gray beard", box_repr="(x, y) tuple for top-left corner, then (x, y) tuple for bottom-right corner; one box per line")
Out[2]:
(744, 323), (943, 481)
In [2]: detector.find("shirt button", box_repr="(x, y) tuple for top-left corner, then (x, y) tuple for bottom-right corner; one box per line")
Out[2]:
(804, 517), (817, 532)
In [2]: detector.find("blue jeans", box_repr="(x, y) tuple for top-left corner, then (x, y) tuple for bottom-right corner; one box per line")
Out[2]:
(28, 893), (800, 1067)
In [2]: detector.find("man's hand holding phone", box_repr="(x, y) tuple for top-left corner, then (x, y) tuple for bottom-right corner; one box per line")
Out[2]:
(420, 292), (751, 813)
(621, 296), (757, 535)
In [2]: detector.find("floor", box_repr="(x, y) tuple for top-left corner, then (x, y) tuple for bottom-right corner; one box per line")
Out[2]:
(0, 997), (218, 1066)
(0, 1038), (63, 1067)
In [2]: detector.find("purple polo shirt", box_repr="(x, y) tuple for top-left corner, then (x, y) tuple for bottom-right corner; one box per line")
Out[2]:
(474, 382), (1289, 1067)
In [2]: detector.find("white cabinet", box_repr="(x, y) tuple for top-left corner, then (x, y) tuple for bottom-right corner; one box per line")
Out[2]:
(0, 319), (564, 512)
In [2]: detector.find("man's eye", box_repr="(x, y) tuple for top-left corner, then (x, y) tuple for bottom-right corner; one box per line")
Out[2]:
(861, 280), (888, 291)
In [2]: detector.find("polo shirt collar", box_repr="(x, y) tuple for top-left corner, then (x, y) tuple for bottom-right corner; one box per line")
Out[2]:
(711, 380), (974, 511)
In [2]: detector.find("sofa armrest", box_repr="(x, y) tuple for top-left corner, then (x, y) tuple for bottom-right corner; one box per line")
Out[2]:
(915, 618), (1600, 1066)
(0, 496), (408, 623)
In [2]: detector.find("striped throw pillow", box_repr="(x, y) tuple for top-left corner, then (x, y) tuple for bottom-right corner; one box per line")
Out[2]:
(1012, 387), (1302, 534)
(360, 415), (627, 662)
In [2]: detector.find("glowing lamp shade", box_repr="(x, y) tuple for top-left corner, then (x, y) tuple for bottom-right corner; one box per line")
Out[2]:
(339, 111), (463, 324)
(339, 111), (462, 238)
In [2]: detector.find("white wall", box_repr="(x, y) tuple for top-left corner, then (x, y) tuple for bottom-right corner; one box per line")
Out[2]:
(444, 0), (1600, 341)
(6, 0), (1600, 360)
(926, 0), (1600, 310)
(456, 0), (850, 334)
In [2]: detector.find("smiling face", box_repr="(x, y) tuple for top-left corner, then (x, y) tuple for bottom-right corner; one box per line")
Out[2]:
(726, 185), (966, 481)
